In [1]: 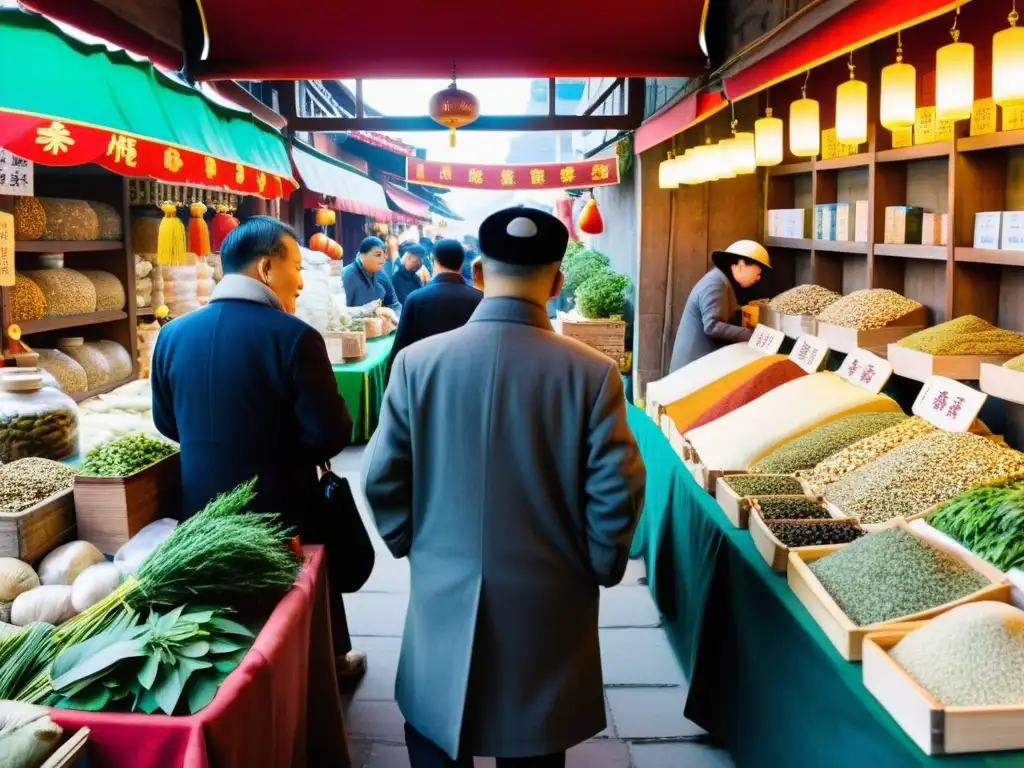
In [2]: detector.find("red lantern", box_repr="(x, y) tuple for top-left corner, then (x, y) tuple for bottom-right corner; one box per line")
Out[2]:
(577, 198), (604, 235)
(210, 204), (237, 252)
(429, 66), (480, 147)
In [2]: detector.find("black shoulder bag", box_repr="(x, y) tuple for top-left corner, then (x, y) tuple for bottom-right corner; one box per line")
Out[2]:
(305, 464), (376, 593)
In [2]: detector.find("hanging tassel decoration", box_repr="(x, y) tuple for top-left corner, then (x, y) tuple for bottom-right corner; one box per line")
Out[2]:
(210, 204), (237, 252)
(554, 196), (579, 240)
(157, 202), (187, 266)
(188, 202), (211, 257)
(577, 196), (605, 235)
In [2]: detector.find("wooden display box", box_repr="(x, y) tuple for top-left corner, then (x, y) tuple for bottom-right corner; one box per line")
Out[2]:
(749, 506), (859, 572)
(42, 727), (90, 768)
(0, 489), (75, 564)
(823, 498), (940, 533)
(887, 345), (1015, 383)
(559, 318), (626, 363)
(816, 307), (928, 354)
(787, 520), (1009, 660)
(715, 475), (813, 528)
(73, 453), (181, 555)
(863, 627), (1024, 755)
(980, 363), (1024, 406)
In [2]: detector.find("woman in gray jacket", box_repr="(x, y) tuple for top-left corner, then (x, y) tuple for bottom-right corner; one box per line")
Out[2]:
(668, 240), (772, 372)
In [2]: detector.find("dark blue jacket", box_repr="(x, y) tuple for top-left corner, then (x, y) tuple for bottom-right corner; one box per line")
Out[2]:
(385, 272), (483, 384)
(342, 258), (400, 311)
(390, 265), (423, 304)
(150, 298), (353, 531)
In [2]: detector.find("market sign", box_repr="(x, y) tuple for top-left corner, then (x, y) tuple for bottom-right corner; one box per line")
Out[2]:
(0, 112), (296, 199)
(837, 348), (892, 395)
(0, 149), (33, 196)
(405, 157), (620, 191)
(0, 211), (14, 287)
(788, 334), (830, 374)
(912, 376), (987, 433)
(747, 324), (785, 355)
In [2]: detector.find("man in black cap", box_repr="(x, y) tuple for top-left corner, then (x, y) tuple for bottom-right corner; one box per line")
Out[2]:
(388, 243), (428, 305)
(362, 207), (646, 767)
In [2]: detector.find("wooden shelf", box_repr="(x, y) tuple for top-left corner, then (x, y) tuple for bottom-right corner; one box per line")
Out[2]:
(73, 376), (135, 403)
(875, 142), (952, 163)
(812, 240), (868, 254)
(136, 306), (155, 317)
(14, 240), (124, 253)
(957, 129), (1024, 153)
(954, 247), (1024, 267)
(768, 162), (814, 176)
(872, 244), (947, 261)
(19, 310), (128, 334)
(765, 237), (812, 249)
(815, 154), (869, 171)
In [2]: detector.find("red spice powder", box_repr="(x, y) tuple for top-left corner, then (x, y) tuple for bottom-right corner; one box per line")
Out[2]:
(683, 360), (806, 432)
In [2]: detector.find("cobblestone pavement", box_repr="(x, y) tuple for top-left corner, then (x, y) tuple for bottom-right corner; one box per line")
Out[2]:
(335, 448), (734, 768)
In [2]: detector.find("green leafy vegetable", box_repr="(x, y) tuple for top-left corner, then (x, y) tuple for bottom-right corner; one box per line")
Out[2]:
(79, 434), (178, 477)
(575, 271), (630, 319)
(561, 250), (610, 295)
(928, 480), (1024, 571)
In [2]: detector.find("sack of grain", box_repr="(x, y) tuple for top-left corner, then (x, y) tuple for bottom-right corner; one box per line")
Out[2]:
(87, 201), (123, 240)
(37, 198), (101, 241)
(22, 268), (97, 316)
(79, 270), (126, 312)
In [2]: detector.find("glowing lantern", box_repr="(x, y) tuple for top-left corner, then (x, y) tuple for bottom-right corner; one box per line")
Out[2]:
(754, 107), (784, 166)
(688, 145), (712, 184)
(315, 206), (336, 227)
(790, 81), (820, 157)
(712, 140), (736, 180)
(880, 36), (916, 130)
(673, 150), (694, 185)
(836, 55), (868, 145)
(730, 131), (756, 175)
(993, 7), (1024, 106)
(659, 153), (679, 189)
(428, 66), (480, 147)
(936, 12), (974, 122)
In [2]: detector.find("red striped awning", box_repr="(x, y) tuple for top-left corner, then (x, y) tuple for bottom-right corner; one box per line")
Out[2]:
(634, 89), (728, 155)
(382, 181), (432, 221)
(292, 143), (396, 220)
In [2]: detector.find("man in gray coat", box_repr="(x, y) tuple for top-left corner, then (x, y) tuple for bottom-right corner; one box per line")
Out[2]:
(668, 239), (772, 372)
(362, 207), (646, 767)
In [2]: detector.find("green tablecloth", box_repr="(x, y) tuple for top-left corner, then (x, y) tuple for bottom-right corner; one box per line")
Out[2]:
(626, 404), (1022, 768)
(332, 336), (394, 443)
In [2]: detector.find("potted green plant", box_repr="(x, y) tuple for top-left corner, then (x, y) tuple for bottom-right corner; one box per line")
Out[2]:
(559, 269), (630, 365)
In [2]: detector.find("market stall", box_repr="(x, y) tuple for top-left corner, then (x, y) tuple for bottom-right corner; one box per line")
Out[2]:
(333, 335), (394, 443)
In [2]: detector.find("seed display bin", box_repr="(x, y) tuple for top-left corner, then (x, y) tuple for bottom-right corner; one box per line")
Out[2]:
(749, 507), (859, 572)
(863, 627), (1024, 755)
(779, 312), (818, 340)
(715, 475), (814, 528)
(821, 498), (936, 533)
(757, 306), (783, 331)
(0, 488), (75, 563)
(980, 363), (1024, 406)
(887, 345), (1014, 383)
(786, 519), (1010, 661)
(816, 306), (928, 354)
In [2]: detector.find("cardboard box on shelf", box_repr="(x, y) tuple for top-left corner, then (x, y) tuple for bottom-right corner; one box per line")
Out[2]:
(922, 213), (948, 246)
(1000, 211), (1024, 251)
(855, 201), (869, 243)
(884, 206), (924, 245)
(973, 212), (1003, 250)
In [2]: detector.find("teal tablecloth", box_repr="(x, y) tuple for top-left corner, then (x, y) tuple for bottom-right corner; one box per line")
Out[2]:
(626, 403), (1023, 768)
(332, 336), (394, 443)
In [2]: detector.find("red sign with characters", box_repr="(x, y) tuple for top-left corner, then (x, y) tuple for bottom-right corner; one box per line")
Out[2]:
(405, 157), (620, 191)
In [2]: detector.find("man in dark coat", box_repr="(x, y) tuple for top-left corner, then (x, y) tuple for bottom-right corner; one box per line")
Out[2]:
(389, 244), (428, 305)
(385, 238), (482, 384)
(342, 236), (400, 311)
(150, 216), (367, 685)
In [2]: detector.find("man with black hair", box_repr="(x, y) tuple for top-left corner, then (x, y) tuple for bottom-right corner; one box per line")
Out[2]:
(342, 236), (400, 311)
(384, 238), (482, 384)
(389, 244), (428, 305)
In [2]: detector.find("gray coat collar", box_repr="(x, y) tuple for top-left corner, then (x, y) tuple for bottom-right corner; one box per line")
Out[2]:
(469, 297), (552, 330)
(210, 274), (282, 310)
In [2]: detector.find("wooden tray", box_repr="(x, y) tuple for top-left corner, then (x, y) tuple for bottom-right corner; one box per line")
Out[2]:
(980, 362), (1024, 406)
(715, 475), (811, 528)
(0, 488), (75, 564)
(863, 626), (1024, 755)
(822, 498), (935, 532)
(786, 519), (1009, 660)
(74, 453), (181, 555)
(749, 507), (860, 572)
(816, 306), (928, 354)
(780, 312), (817, 340)
(887, 345), (1015, 383)
(41, 727), (89, 768)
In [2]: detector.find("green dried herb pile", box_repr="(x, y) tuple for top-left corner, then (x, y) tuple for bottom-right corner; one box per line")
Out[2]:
(766, 520), (865, 548)
(722, 474), (804, 497)
(928, 480), (1024, 571)
(79, 434), (177, 477)
(751, 412), (906, 474)
(756, 497), (830, 521)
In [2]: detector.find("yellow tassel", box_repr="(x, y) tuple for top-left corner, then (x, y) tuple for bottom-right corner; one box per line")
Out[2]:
(157, 202), (186, 266)
(449, 126), (456, 148)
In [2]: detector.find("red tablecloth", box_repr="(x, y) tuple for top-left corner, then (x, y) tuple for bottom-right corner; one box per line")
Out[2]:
(50, 545), (349, 768)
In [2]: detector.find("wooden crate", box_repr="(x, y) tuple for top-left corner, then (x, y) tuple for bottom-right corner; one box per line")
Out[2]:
(787, 520), (1010, 660)
(715, 474), (811, 528)
(0, 489), (75, 564)
(323, 330), (366, 363)
(73, 453), (181, 555)
(980, 362), (1024, 406)
(863, 627), (1024, 755)
(41, 727), (90, 768)
(816, 306), (928, 354)
(887, 345), (1015, 383)
(749, 507), (861, 572)
(559, 318), (626, 362)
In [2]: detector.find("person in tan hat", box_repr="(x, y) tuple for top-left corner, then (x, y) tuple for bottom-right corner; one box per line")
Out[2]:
(668, 239), (771, 372)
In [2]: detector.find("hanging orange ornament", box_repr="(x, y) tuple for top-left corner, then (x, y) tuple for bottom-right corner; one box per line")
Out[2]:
(577, 197), (604, 235)
(429, 65), (480, 147)
(188, 202), (211, 257)
(309, 232), (330, 253)
(315, 205), (336, 227)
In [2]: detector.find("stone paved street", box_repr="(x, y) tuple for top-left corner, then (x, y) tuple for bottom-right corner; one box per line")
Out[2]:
(335, 448), (734, 768)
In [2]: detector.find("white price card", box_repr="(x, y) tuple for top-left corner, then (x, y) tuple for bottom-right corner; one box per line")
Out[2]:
(0, 211), (13, 288)
(747, 323), (785, 355)
(837, 348), (893, 394)
(912, 376), (988, 433)
(0, 150), (33, 197)
(788, 334), (830, 374)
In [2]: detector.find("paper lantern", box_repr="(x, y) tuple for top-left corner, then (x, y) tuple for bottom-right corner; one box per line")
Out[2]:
(687, 145), (712, 184)
(754, 107), (784, 166)
(993, 9), (1024, 106)
(659, 154), (679, 189)
(936, 35), (974, 121)
(880, 42), (916, 129)
(730, 132), (756, 175)
(428, 67), (480, 147)
(711, 140), (736, 180)
(836, 59), (868, 145)
(790, 90), (820, 157)
(673, 150), (694, 185)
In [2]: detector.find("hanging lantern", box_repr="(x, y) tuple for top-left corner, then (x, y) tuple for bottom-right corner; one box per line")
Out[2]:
(428, 66), (480, 147)
(729, 129), (756, 175)
(315, 205), (336, 227)
(755, 107), (784, 166)
(659, 153), (679, 189)
(880, 35), (917, 130)
(993, 6), (1024, 106)
(688, 145), (712, 184)
(577, 197), (604, 235)
(836, 54), (868, 145)
(790, 76), (820, 157)
(675, 150), (696, 185)
(210, 204), (237, 252)
(715, 140), (736, 180)
(936, 7), (974, 121)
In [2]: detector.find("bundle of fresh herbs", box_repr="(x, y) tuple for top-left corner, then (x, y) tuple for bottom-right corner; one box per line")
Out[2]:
(0, 623), (55, 700)
(49, 605), (253, 715)
(928, 480), (1024, 571)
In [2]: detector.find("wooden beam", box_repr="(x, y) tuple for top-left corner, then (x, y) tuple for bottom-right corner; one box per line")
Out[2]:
(356, 80), (365, 119)
(627, 78), (646, 124)
(581, 78), (625, 117)
(276, 81), (298, 121)
(289, 113), (642, 133)
(548, 78), (557, 116)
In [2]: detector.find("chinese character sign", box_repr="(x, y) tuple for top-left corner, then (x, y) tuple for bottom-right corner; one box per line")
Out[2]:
(788, 335), (830, 374)
(405, 157), (620, 191)
(0, 212), (14, 287)
(912, 376), (987, 432)
(747, 324), (785, 355)
(837, 348), (892, 394)
(0, 150), (33, 196)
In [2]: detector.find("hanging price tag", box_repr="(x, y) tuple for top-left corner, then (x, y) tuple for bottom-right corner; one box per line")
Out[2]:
(912, 376), (988, 433)
(0, 212), (14, 288)
(788, 334), (830, 374)
(747, 323), (785, 355)
(837, 348), (893, 394)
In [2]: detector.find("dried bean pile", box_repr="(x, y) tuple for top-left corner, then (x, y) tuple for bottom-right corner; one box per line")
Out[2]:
(684, 360), (805, 431)
(35, 349), (88, 397)
(890, 602), (1024, 706)
(0, 404), (78, 464)
(10, 273), (46, 322)
(723, 474), (804, 496)
(0, 457), (78, 514)
(766, 520), (865, 547)
(897, 315), (1024, 356)
(824, 432), (1024, 524)
(815, 289), (922, 330)
(808, 527), (990, 626)
(78, 270), (126, 312)
(22, 269), (96, 317)
(1006, 354), (1024, 372)
(756, 497), (831, 520)
(752, 412), (907, 474)
(769, 284), (841, 315)
(13, 197), (45, 240)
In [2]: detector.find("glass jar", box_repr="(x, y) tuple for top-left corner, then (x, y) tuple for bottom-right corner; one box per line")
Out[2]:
(0, 369), (80, 462)
(57, 337), (110, 390)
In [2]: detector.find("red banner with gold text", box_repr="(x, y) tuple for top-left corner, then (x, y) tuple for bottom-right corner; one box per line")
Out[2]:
(405, 157), (619, 191)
